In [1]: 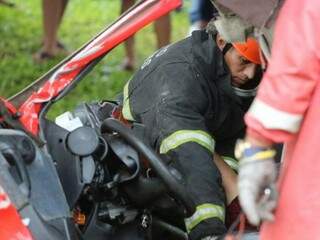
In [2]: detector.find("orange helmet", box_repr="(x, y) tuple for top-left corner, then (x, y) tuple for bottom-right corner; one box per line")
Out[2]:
(232, 38), (261, 65)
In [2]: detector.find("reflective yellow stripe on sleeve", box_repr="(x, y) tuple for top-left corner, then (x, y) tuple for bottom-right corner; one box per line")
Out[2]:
(159, 130), (215, 154)
(122, 81), (135, 121)
(222, 156), (239, 172)
(185, 203), (225, 233)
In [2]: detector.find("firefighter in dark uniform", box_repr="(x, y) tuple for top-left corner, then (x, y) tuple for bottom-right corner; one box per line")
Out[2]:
(121, 26), (261, 240)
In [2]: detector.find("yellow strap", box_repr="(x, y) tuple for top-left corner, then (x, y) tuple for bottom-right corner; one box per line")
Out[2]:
(240, 149), (276, 164)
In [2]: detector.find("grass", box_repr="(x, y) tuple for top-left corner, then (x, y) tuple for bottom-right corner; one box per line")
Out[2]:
(0, 0), (189, 117)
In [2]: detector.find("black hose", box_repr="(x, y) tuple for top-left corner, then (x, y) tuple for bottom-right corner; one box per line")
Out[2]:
(100, 118), (195, 217)
(153, 217), (188, 240)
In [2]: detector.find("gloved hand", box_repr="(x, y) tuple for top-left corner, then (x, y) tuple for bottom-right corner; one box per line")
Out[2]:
(235, 140), (278, 226)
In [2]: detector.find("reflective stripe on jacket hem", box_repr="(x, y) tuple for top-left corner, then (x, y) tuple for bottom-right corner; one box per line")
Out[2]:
(222, 156), (239, 171)
(185, 203), (225, 233)
(160, 130), (215, 154)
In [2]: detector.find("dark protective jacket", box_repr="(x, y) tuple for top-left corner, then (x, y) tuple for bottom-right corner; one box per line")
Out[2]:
(122, 30), (251, 240)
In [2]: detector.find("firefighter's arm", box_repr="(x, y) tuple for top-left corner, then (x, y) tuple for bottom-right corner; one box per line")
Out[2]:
(133, 61), (228, 237)
(213, 153), (237, 205)
(151, 92), (226, 236)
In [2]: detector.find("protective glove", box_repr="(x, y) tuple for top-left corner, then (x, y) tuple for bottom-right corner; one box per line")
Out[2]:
(235, 140), (278, 226)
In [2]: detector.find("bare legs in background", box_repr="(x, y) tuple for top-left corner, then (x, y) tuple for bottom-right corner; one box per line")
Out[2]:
(34, 0), (69, 62)
(120, 0), (171, 70)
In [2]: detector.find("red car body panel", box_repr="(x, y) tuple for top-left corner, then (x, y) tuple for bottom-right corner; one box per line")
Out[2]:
(18, 0), (182, 135)
(0, 186), (33, 240)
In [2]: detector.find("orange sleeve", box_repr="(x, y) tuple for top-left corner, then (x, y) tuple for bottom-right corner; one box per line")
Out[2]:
(245, 0), (320, 143)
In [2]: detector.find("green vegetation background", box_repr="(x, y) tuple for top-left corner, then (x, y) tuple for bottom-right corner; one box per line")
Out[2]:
(0, 0), (189, 117)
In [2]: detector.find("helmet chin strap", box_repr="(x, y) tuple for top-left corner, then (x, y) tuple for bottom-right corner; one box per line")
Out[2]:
(222, 43), (233, 55)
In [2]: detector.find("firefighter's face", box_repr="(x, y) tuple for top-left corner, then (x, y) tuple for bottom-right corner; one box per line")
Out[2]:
(224, 48), (258, 87)
(216, 35), (258, 88)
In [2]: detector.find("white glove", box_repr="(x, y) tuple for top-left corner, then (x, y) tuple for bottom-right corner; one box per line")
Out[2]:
(235, 141), (278, 225)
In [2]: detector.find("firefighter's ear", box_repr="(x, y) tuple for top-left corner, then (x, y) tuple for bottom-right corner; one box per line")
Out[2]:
(216, 34), (227, 50)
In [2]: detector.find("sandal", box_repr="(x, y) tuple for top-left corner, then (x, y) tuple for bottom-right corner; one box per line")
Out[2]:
(0, 0), (15, 8)
(33, 51), (55, 64)
(56, 41), (70, 55)
(39, 40), (70, 55)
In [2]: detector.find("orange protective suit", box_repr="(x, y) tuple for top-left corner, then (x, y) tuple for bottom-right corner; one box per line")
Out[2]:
(245, 0), (320, 239)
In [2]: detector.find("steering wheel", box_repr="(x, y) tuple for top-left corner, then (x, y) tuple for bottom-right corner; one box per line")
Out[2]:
(100, 118), (195, 217)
